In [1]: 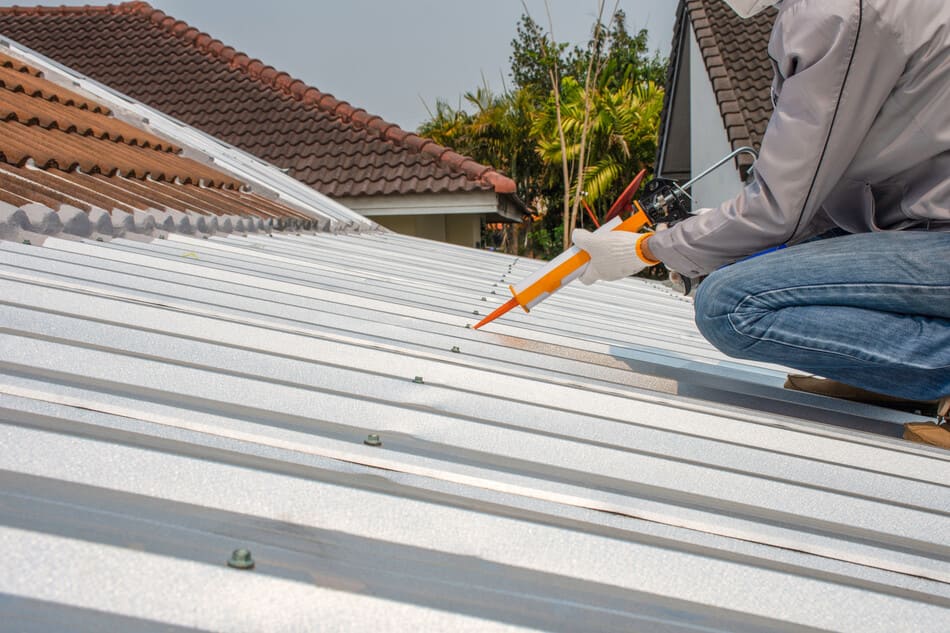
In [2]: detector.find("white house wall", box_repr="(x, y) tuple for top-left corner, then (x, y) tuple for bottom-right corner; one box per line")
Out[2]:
(369, 213), (481, 248)
(689, 23), (743, 212)
(337, 192), (507, 219)
(336, 192), (507, 248)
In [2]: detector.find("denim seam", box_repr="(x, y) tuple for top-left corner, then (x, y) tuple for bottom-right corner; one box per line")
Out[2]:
(726, 283), (950, 369)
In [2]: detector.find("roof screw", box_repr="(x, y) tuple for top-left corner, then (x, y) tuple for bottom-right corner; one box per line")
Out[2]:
(491, 290), (497, 294)
(472, 310), (479, 315)
(464, 324), (472, 329)
(227, 548), (255, 570)
(96, 237), (104, 242)
(364, 433), (382, 447)
(451, 346), (461, 353)
(481, 297), (487, 301)
(22, 239), (31, 245)
(413, 376), (425, 384)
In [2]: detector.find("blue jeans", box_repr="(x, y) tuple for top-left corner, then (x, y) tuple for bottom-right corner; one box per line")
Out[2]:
(694, 231), (950, 400)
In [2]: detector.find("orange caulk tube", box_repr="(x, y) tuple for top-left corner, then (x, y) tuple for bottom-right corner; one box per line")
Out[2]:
(473, 203), (653, 329)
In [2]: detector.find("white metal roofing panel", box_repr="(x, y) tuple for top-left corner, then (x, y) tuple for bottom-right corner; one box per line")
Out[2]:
(2, 229), (948, 632)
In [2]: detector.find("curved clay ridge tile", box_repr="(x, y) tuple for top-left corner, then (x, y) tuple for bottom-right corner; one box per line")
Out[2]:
(0, 50), (42, 77)
(0, 121), (242, 189)
(0, 85), (179, 152)
(109, 1), (517, 195)
(0, 65), (112, 114)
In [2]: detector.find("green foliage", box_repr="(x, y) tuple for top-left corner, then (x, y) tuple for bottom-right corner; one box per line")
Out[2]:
(510, 14), (563, 99)
(533, 78), (664, 203)
(419, 8), (669, 259)
(527, 221), (564, 261)
(601, 11), (668, 87)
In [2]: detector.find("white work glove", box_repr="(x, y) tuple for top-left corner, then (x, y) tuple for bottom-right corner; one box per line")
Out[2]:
(572, 228), (658, 285)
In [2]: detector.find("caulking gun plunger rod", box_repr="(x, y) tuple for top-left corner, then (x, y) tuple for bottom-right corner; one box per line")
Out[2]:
(473, 147), (759, 330)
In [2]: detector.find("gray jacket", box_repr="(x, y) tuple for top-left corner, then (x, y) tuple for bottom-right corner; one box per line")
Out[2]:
(650, 0), (950, 277)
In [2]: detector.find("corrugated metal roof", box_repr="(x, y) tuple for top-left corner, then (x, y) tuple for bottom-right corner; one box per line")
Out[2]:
(1, 28), (948, 633)
(2, 229), (949, 632)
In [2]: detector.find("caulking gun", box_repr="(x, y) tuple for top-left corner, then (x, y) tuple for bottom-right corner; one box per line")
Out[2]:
(473, 147), (758, 329)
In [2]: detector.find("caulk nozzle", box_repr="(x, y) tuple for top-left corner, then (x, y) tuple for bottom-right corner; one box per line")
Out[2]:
(473, 297), (520, 330)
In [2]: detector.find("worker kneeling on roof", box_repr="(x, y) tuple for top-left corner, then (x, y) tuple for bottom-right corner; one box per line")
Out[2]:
(574, 0), (950, 407)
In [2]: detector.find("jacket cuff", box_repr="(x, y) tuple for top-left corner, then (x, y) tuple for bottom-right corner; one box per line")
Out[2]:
(635, 234), (661, 265)
(647, 228), (707, 277)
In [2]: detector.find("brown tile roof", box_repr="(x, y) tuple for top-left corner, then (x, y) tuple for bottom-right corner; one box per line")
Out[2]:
(0, 48), (315, 233)
(0, 2), (518, 199)
(658, 0), (777, 169)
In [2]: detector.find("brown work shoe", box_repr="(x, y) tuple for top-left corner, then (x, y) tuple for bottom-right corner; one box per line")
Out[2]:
(784, 375), (949, 450)
(903, 422), (950, 449)
(784, 374), (944, 417)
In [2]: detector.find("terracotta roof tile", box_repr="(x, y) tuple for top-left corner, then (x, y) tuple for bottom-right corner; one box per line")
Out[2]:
(0, 161), (89, 209)
(0, 49), (40, 75)
(0, 2), (519, 200)
(16, 167), (137, 213)
(0, 59), (111, 114)
(0, 86), (179, 151)
(0, 47), (316, 228)
(658, 0), (776, 169)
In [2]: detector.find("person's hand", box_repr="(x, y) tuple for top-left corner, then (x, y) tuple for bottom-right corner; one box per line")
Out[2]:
(572, 229), (659, 285)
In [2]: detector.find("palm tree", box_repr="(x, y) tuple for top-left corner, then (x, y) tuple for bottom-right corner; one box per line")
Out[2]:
(577, 79), (663, 209)
(418, 99), (473, 152)
(533, 78), (663, 224)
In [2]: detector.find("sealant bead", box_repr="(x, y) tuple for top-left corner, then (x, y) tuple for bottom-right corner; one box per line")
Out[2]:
(227, 548), (255, 569)
(364, 433), (382, 447)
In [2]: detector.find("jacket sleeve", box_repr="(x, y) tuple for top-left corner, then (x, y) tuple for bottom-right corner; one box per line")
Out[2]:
(649, 0), (906, 276)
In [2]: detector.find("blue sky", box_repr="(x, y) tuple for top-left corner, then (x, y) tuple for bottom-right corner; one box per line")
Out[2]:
(7, 1), (678, 131)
